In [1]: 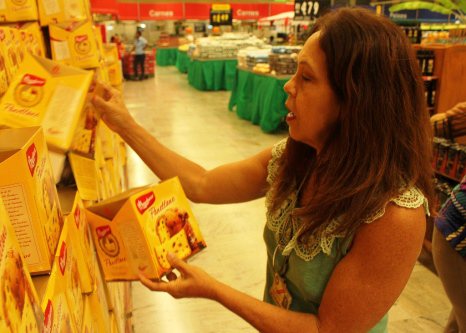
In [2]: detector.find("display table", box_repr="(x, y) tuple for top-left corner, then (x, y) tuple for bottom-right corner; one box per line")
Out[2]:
(156, 47), (178, 66)
(228, 68), (290, 132)
(176, 49), (190, 73)
(187, 58), (238, 91)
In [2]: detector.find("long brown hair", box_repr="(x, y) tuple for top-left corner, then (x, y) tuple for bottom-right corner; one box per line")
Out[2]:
(270, 8), (434, 238)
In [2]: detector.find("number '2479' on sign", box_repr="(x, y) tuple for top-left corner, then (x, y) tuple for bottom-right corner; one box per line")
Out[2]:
(295, 0), (320, 18)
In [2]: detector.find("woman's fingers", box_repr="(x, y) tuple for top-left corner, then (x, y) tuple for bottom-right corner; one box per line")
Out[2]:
(138, 273), (170, 292)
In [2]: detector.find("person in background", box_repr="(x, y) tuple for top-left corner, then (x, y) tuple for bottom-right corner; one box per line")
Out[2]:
(431, 102), (466, 333)
(132, 30), (147, 80)
(92, 8), (433, 332)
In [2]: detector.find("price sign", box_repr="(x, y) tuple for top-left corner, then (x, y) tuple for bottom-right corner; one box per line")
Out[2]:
(294, 0), (330, 20)
(210, 9), (232, 26)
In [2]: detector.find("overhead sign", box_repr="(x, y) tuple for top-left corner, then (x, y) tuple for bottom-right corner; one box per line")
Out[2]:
(210, 4), (232, 26)
(293, 0), (330, 20)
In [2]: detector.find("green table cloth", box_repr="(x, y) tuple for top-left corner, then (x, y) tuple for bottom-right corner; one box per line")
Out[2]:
(176, 50), (190, 73)
(156, 48), (178, 66)
(187, 58), (238, 91)
(228, 68), (290, 133)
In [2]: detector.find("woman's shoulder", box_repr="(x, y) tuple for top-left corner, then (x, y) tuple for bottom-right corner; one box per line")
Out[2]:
(266, 137), (288, 185)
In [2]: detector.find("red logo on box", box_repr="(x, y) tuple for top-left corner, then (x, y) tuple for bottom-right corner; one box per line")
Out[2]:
(21, 74), (46, 86)
(96, 225), (111, 239)
(74, 206), (81, 229)
(136, 192), (155, 214)
(44, 300), (53, 333)
(26, 143), (37, 176)
(75, 35), (88, 43)
(59, 241), (67, 275)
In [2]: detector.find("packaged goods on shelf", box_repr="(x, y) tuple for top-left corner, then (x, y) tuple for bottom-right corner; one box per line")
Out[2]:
(193, 34), (267, 59)
(85, 177), (207, 281)
(52, 221), (84, 331)
(122, 50), (155, 80)
(14, 22), (46, 58)
(65, 192), (96, 293)
(68, 152), (99, 201)
(0, 0), (38, 22)
(49, 20), (100, 69)
(433, 137), (466, 181)
(268, 46), (301, 76)
(0, 197), (44, 333)
(37, 0), (90, 26)
(0, 54), (93, 152)
(245, 49), (270, 70)
(0, 33), (9, 98)
(0, 127), (64, 274)
(0, 26), (21, 83)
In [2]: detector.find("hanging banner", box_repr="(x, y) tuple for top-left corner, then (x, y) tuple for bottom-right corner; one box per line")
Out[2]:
(185, 3), (211, 20)
(90, 0), (119, 14)
(231, 3), (269, 20)
(293, 0), (330, 20)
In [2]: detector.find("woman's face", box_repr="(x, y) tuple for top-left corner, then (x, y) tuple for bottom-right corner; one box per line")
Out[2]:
(284, 31), (340, 153)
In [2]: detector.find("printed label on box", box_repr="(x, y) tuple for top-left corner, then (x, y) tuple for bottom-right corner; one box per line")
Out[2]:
(51, 40), (70, 61)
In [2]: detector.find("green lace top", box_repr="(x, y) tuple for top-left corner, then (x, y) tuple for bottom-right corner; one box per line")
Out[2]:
(262, 138), (428, 332)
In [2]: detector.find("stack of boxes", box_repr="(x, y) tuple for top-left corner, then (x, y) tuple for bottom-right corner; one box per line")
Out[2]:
(0, 0), (132, 332)
(122, 49), (155, 80)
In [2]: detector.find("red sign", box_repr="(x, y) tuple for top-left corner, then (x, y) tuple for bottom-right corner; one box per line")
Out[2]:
(231, 4), (269, 20)
(90, 0), (119, 14)
(185, 3), (211, 20)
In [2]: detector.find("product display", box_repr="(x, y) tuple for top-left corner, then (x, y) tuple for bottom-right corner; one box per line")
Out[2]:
(37, 0), (90, 26)
(0, 54), (93, 151)
(0, 0), (38, 23)
(49, 20), (100, 69)
(85, 177), (207, 281)
(0, 197), (44, 332)
(0, 127), (63, 274)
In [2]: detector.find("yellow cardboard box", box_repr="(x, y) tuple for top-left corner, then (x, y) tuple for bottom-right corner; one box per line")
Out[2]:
(105, 61), (123, 86)
(40, 264), (78, 333)
(0, 27), (20, 83)
(85, 177), (207, 281)
(0, 54), (92, 152)
(66, 192), (95, 293)
(37, 0), (90, 26)
(13, 22), (46, 58)
(49, 20), (100, 69)
(54, 221), (84, 331)
(0, 197), (44, 332)
(0, 127), (63, 274)
(0, 31), (9, 98)
(0, 0), (38, 22)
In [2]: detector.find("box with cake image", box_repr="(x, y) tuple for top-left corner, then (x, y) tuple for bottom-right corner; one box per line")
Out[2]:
(0, 196), (44, 333)
(0, 127), (63, 274)
(85, 177), (207, 281)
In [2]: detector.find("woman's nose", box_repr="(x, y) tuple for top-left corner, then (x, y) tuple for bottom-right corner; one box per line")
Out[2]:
(284, 76), (296, 96)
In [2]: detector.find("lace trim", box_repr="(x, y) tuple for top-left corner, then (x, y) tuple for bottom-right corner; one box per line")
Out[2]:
(265, 140), (429, 261)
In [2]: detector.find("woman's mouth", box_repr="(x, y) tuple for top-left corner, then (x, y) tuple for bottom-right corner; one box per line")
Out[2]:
(286, 112), (296, 121)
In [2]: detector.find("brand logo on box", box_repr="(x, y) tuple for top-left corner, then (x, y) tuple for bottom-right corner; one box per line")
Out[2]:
(96, 225), (120, 257)
(136, 192), (155, 214)
(75, 35), (88, 43)
(59, 241), (67, 275)
(21, 74), (46, 86)
(44, 300), (53, 333)
(26, 143), (37, 176)
(74, 205), (81, 229)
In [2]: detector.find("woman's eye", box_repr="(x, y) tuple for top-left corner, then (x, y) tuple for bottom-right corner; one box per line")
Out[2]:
(302, 75), (312, 81)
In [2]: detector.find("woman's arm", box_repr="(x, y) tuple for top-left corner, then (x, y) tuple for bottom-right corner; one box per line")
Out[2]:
(92, 85), (272, 204)
(140, 203), (425, 333)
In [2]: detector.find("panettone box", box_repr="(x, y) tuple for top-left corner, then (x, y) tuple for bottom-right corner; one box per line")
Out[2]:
(37, 0), (90, 26)
(0, 127), (63, 274)
(66, 192), (95, 293)
(52, 220), (84, 331)
(0, 27), (20, 83)
(0, 0), (38, 23)
(85, 177), (207, 281)
(0, 54), (92, 152)
(0, 197), (44, 332)
(49, 20), (100, 69)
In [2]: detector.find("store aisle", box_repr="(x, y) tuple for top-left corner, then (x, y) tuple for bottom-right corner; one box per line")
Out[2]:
(124, 67), (451, 333)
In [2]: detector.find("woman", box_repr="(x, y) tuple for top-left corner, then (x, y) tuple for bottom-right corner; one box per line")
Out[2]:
(92, 8), (433, 332)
